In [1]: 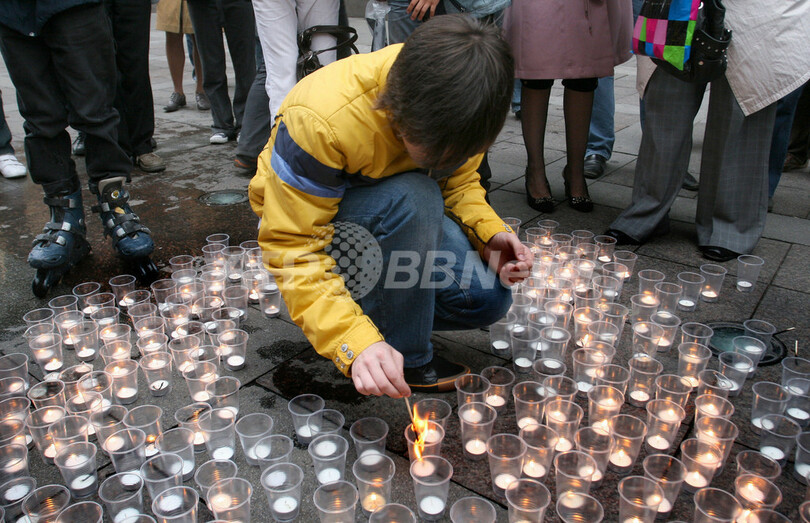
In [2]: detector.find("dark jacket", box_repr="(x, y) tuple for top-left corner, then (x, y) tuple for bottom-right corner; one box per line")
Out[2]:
(0, 0), (100, 36)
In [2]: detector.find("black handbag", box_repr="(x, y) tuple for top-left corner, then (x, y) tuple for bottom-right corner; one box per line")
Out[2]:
(296, 25), (360, 80)
(654, 0), (732, 84)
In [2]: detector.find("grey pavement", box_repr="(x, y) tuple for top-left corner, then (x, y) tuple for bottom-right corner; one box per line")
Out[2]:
(0, 12), (808, 522)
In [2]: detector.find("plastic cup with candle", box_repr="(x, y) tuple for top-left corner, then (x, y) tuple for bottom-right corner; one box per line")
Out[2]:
(23, 307), (55, 327)
(718, 351), (753, 397)
(25, 322), (56, 345)
(134, 316), (165, 339)
(404, 419), (444, 462)
(488, 312), (516, 357)
(573, 287), (600, 309)
(792, 432), (810, 485)
(504, 478), (550, 522)
(234, 413), (274, 466)
(695, 413), (738, 471)
(100, 340), (134, 365)
(410, 456), (452, 521)
(208, 477), (252, 522)
(631, 322), (665, 358)
(28, 332), (64, 374)
(456, 402), (495, 460)
(743, 318), (777, 347)
(182, 361), (219, 402)
(242, 268), (268, 303)
(608, 414), (647, 474)
(105, 428), (147, 478)
(736, 254), (764, 292)
(253, 434), (294, 471)
(540, 374), (578, 402)
(0, 476), (36, 521)
(699, 263), (727, 302)
(655, 374), (693, 408)
(189, 344), (220, 367)
(694, 487), (743, 523)
(411, 398), (451, 430)
(105, 359), (139, 405)
(680, 438), (722, 492)
(0, 354), (30, 393)
(25, 406), (65, 463)
(653, 281), (682, 316)
(481, 366), (515, 412)
(222, 284), (249, 321)
(694, 394), (734, 426)
(643, 454), (686, 516)
(593, 234), (617, 264)
(744, 509), (792, 523)
(537, 326), (571, 363)
(90, 404), (127, 454)
(99, 323), (132, 347)
(65, 390), (103, 435)
(556, 491), (604, 523)
(511, 381), (544, 431)
(216, 328), (248, 371)
(587, 385), (624, 435)
(194, 295), (224, 325)
(156, 428), (196, 481)
(509, 325), (540, 374)
(64, 321), (98, 362)
(544, 300), (573, 330)
(168, 334), (201, 375)
(697, 369), (734, 399)
(733, 336), (768, 377)
(627, 356), (663, 407)
(98, 472), (145, 523)
(613, 249), (637, 278)
(206, 233), (230, 247)
(175, 402), (212, 453)
(592, 274), (622, 304)
(630, 293), (659, 325)
(259, 283), (283, 319)
(313, 480), (358, 522)
(109, 274), (137, 308)
(151, 278), (178, 310)
(151, 485), (199, 523)
(647, 311), (679, 354)
(572, 348), (607, 395)
(572, 306), (603, 349)
(0, 378), (27, 402)
(519, 423), (557, 480)
(786, 378), (810, 428)
(544, 398), (583, 452)
(455, 374), (491, 406)
(734, 473), (782, 516)
(758, 413), (800, 466)
(127, 301), (157, 328)
(54, 441), (97, 499)
(198, 408), (237, 461)
(47, 414), (89, 457)
(124, 405), (162, 458)
(587, 321), (619, 352)
(0, 396), (31, 427)
(644, 399), (685, 453)
(618, 475), (663, 523)
(194, 459), (237, 505)
(0, 444), (27, 484)
(735, 450), (781, 481)
(597, 301), (629, 343)
(676, 272), (705, 312)
(138, 352), (173, 397)
(303, 408), (342, 440)
(48, 294), (79, 315)
(352, 452), (395, 515)
(261, 462), (304, 522)
(85, 290), (116, 317)
(782, 357), (810, 389)
(676, 343), (711, 388)
(206, 376), (241, 418)
(531, 358), (567, 384)
(90, 306), (120, 329)
(751, 381), (789, 432)
(528, 308), (558, 334)
(21, 484), (71, 523)
(595, 363), (630, 394)
(574, 426), (612, 486)
(486, 433), (526, 498)
(349, 417), (389, 465)
(449, 497), (495, 523)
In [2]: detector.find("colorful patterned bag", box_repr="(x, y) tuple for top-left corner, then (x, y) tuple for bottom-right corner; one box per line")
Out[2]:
(633, 0), (701, 71)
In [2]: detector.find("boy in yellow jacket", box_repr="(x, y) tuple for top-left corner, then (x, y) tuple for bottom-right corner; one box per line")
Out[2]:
(249, 15), (531, 398)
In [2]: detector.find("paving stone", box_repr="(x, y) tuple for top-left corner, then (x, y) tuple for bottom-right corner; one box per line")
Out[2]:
(772, 244), (810, 293)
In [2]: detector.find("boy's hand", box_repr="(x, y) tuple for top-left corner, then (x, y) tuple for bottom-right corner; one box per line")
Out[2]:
(483, 231), (532, 286)
(351, 342), (412, 398)
(407, 0), (440, 20)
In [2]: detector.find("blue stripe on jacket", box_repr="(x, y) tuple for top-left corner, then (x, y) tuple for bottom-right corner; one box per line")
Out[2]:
(272, 121), (347, 199)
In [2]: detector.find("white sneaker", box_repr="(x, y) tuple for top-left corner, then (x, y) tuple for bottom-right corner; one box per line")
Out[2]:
(0, 154), (26, 178)
(209, 132), (229, 145)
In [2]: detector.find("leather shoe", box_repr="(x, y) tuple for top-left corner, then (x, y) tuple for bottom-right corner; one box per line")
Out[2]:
(604, 228), (643, 246)
(682, 172), (699, 191)
(403, 354), (470, 393)
(584, 154), (607, 179)
(72, 133), (85, 156)
(783, 153), (808, 172)
(699, 246), (740, 262)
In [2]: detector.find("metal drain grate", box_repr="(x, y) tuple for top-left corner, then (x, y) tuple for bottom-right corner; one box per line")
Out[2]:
(198, 190), (248, 206)
(706, 321), (786, 367)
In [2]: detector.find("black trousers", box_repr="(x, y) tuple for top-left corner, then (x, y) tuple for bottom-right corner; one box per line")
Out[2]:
(0, 4), (132, 196)
(187, 0), (256, 136)
(104, 0), (155, 157)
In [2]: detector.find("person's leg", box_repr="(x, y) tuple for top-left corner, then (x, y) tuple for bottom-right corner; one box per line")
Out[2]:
(387, 0), (422, 44)
(297, 0), (339, 65)
(767, 86), (803, 200)
(696, 77), (776, 256)
(520, 80), (553, 200)
(254, 0), (299, 118)
(221, 0), (256, 132)
(511, 78), (522, 117)
(786, 81), (810, 168)
(187, 0), (234, 136)
(236, 38), (271, 169)
(333, 172), (445, 368)
(609, 69), (705, 241)
(106, 0), (155, 157)
(0, 91), (13, 156)
(584, 76), (614, 179)
(0, 91), (27, 178)
(562, 79), (596, 209)
(166, 32), (187, 95)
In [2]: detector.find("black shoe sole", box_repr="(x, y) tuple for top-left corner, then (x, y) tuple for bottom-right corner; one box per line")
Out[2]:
(404, 364), (470, 393)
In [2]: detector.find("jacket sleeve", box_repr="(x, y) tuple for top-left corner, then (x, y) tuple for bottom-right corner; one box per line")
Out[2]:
(439, 155), (513, 254)
(248, 109), (385, 377)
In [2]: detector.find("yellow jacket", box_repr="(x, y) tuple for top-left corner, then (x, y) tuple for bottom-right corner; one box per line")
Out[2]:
(248, 44), (509, 377)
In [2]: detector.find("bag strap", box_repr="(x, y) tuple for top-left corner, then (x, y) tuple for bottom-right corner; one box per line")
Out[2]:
(299, 25), (359, 57)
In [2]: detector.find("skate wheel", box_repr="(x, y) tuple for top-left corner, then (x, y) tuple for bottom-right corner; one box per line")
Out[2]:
(32, 269), (60, 298)
(131, 257), (159, 284)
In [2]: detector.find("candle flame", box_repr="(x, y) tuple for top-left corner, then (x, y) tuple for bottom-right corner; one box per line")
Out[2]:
(411, 409), (429, 460)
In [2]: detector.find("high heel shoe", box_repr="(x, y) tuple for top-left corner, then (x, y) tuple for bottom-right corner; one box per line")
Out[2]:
(524, 170), (554, 213)
(563, 165), (593, 213)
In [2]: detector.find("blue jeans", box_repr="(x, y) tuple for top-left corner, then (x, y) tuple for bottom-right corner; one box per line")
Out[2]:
(0, 90), (13, 156)
(333, 172), (512, 367)
(512, 79), (522, 114)
(387, 0), (422, 44)
(586, 76), (615, 159)
(768, 86), (803, 197)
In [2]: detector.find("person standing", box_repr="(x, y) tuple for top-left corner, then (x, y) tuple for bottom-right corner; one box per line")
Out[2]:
(0, 90), (27, 179)
(186, 0), (256, 145)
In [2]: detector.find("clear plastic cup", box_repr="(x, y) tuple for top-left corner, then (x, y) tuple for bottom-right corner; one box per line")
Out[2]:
(353, 452), (395, 515)
(607, 414), (647, 474)
(412, 399), (451, 430)
(751, 381), (789, 432)
(632, 322), (665, 358)
(695, 415), (739, 471)
(98, 472), (145, 523)
(735, 449), (781, 481)
(519, 423), (557, 480)
(254, 434), (294, 470)
(758, 414), (801, 466)
(510, 326), (540, 373)
(262, 462), (304, 522)
(156, 427), (196, 480)
(198, 408), (236, 460)
(458, 402), (497, 460)
(0, 476), (36, 521)
(308, 433), (349, 485)
(139, 352), (173, 397)
(109, 275), (137, 308)
(736, 255), (764, 292)
(718, 352), (753, 397)
(541, 375), (578, 402)
(655, 374), (693, 409)
(183, 361), (219, 403)
(587, 385), (623, 435)
(53, 441), (98, 499)
(630, 293), (659, 325)
(49, 294), (79, 315)
(480, 366), (515, 412)
(643, 453), (686, 516)
(574, 426), (611, 486)
(532, 358), (567, 383)
(106, 360), (139, 405)
(680, 438), (722, 492)
(572, 348), (607, 395)
(654, 282), (682, 315)
(734, 473), (782, 514)
(194, 459), (237, 504)
(505, 478), (550, 522)
(733, 336), (767, 376)
(28, 332), (64, 374)
(456, 374), (491, 406)
(124, 405), (162, 457)
(449, 497), (495, 523)
(743, 319), (777, 347)
(537, 326), (571, 362)
(699, 264), (727, 302)
(27, 380), (65, 409)
(555, 450), (596, 495)
(409, 456), (452, 521)
(543, 398), (583, 453)
(677, 272), (705, 311)
(207, 477), (251, 522)
(556, 492), (603, 523)
(175, 403), (211, 453)
(618, 475), (663, 522)
(287, 394), (324, 446)
(105, 428), (147, 477)
(21, 484), (70, 523)
(90, 404), (128, 454)
(140, 453), (184, 499)
(694, 487), (742, 523)
(0, 354), (29, 392)
(206, 377), (240, 418)
(151, 486), (199, 523)
(645, 399), (685, 453)
(695, 394), (734, 425)
(217, 328), (248, 370)
(0, 444), (28, 484)
(235, 413), (274, 466)
(698, 369), (734, 399)
(486, 433), (526, 497)
(349, 417), (388, 464)
(306, 408), (343, 439)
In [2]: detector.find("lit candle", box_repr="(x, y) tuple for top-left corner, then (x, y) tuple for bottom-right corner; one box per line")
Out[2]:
(610, 449), (632, 468)
(361, 493), (386, 512)
(522, 460), (546, 478)
(76, 346), (95, 360)
(684, 471), (708, 488)
(701, 290), (718, 299)
(494, 473), (517, 490)
(517, 417), (538, 430)
(461, 409), (483, 423)
(658, 409), (680, 423)
(629, 390), (650, 403)
(555, 438), (573, 452)
(740, 482), (765, 503)
(419, 496), (445, 516)
(547, 410), (567, 423)
(3, 483), (30, 502)
(43, 358), (62, 372)
(115, 387), (137, 401)
(640, 295), (658, 305)
(272, 496), (298, 516)
(647, 435), (670, 450)
(485, 395), (506, 408)
(316, 467), (340, 484)
(210, 493), (232, 512)
(411, 459), (436, 477)
(464, 439), (486, 456)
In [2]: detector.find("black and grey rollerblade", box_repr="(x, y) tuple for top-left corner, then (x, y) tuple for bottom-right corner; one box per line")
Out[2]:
(29, 190), (91, 297)
(91, 176), (158, 282)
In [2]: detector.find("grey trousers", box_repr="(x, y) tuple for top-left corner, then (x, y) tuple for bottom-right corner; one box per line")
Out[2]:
(610, 69), (777, 254)
(186, 0), (256, 137)
(236, 37), (271, 164)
